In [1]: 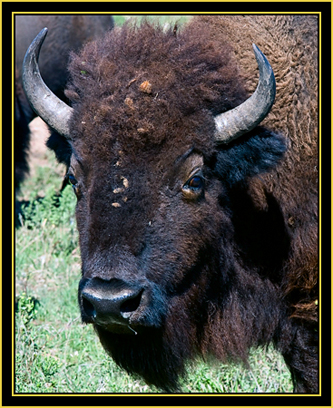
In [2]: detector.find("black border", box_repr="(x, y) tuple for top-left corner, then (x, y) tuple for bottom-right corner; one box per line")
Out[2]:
(5, 1), (331, 406)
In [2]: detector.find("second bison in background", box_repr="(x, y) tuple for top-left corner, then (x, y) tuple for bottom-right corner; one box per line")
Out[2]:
(15, 15), (114, 205)
(22, 15), (318, 393)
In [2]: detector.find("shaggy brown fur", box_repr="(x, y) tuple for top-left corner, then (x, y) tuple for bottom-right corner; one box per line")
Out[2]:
(194, 14), (318, 322)
(46, 16), (318, 393)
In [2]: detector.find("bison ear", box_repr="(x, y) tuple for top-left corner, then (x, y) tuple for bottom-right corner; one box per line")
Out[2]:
(214, 127), (287, 186)
(46, 131), (72, 168)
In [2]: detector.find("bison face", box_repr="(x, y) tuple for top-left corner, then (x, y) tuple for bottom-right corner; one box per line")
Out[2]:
(71, 145), (224, 334)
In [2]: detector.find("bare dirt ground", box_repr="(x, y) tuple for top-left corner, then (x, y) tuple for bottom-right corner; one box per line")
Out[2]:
(18, 117), (66, 203)
(27, 117), (66, 178)
(27, 117), (51, 176)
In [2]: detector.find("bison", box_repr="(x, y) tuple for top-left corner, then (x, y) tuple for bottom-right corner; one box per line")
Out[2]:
(21, 15), (318, 393)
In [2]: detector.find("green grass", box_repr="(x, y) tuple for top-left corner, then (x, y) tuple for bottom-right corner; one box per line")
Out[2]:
(15, 147), (293, 394)
(113, 14), (191, 28)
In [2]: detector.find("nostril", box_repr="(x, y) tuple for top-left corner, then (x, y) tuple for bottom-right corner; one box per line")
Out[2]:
(82, 297), (96, 319)
(120, 289), (143, 314)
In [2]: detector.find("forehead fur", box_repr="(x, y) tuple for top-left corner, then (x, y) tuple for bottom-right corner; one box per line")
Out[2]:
(66, 19), (247, 158)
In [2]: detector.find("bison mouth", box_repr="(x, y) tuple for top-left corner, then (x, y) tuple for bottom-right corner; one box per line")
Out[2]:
(94, 322), (141, 335)
(78, 277), (166, 335)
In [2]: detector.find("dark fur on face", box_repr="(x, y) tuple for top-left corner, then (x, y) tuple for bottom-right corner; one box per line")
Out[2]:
(47, 17), (318, 393)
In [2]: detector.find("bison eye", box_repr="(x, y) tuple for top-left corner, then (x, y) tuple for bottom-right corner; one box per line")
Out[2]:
(68, 173), (82, 198)
(67, 173), (81, 197)
(68, 174), (78, 187)
(188, 176), (203, 190)
(182, 173), (205, 198)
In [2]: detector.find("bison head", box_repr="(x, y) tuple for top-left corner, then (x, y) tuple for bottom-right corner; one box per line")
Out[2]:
(22, 21), (286, 390)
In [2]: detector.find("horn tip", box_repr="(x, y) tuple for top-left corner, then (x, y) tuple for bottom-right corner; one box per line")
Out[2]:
(38, 27), (48, 39)
(252, 43), (264, 60)
(252, 43), (275, 80)
(31, 27), (48, 47)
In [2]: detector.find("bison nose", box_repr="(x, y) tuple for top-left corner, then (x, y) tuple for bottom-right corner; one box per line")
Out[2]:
(80, 278), (143, 327)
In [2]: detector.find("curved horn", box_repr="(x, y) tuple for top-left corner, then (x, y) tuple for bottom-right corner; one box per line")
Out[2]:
(22, 28), (73, 139)
(214, 44), (276, 144)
